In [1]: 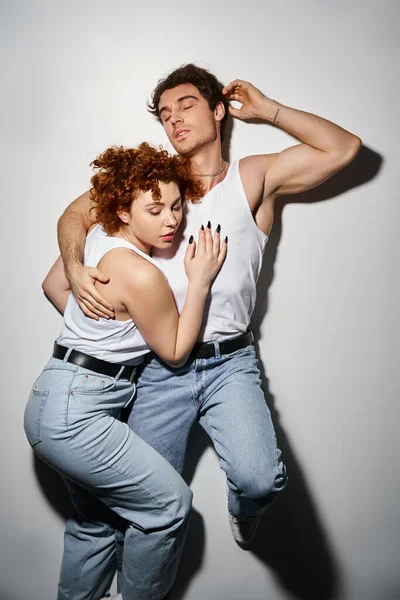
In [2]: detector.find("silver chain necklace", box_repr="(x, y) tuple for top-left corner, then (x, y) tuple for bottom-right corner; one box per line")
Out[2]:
(195, 160), (227, 177)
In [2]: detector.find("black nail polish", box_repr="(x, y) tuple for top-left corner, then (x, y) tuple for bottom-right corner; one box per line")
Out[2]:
(189, 235), (194, 244)
(207, 221), (211, 229)
(216, 224), (221, 233)
(201, 224), (204, 230)
(225, 236), (228, 243)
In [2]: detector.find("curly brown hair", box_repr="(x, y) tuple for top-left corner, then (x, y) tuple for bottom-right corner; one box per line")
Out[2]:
(148, 63), (229, 141)
(90, 143), (202, 234)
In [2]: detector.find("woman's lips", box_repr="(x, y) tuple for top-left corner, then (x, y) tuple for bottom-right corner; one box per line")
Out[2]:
(161, 232), (175, 241)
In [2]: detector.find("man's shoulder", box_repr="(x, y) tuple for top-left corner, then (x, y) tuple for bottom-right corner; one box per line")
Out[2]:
(239, 153), (278, 173)
(237, 154), (278, 208)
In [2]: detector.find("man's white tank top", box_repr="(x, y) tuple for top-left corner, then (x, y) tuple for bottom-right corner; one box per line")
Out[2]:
(58, 224), (164, 365)
(153, 160), (268, 342)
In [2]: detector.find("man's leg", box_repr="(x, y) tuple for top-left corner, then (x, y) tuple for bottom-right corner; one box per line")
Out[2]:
(197, 345), (287, 527)
(116, 355), (199, 594)
(127, 355), (199, 473)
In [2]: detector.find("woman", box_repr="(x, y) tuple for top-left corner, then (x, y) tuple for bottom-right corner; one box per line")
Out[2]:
(24, 143), (227, 600)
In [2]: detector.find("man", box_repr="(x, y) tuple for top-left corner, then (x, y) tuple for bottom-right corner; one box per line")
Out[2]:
(49, 64), (361, 598)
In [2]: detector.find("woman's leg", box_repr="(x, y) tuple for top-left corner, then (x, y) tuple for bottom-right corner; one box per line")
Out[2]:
(58, 481), (121, 600)
(24, 358), (192, 600)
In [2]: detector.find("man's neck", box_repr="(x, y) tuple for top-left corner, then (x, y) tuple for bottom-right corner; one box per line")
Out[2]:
(188, 144), (227, 194)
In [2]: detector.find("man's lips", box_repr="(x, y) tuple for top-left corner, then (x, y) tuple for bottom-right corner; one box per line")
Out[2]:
(174, 128), (190, 140)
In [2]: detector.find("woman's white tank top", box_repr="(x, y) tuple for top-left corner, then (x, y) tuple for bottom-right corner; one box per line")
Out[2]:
(58, 224), (164, 365)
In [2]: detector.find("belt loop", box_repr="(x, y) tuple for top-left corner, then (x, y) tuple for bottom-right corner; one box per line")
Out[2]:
(115, 365), (125, 382)
(63, 347), (74, 362)
(212, 341), (221, 359)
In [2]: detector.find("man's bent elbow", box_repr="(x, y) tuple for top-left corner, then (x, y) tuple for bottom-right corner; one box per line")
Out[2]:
(343, 134), (362, 164)
(349, 134), (362, 158)
(332, 135), (362, 171)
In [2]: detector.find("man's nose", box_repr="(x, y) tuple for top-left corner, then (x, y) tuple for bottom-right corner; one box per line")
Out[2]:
(171, 109), (183, 126)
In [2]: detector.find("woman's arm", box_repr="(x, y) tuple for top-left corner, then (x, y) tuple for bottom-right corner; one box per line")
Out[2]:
(100, 228), (227, 367)
(42, 256), (71, 314)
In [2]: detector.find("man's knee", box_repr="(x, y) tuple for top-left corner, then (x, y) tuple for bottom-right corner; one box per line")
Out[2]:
(230, 460), (288, 506)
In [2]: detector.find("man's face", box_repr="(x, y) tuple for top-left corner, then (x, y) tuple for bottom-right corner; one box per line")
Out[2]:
(158, 84), (223, 156)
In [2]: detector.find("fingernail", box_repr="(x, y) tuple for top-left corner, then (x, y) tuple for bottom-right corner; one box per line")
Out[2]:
(225, 236), (228, 243)
(189, 235), (194, 244)
(201, 224), (204, 230)
(207, 221), (211, 229)
(216, 224), (221, 233)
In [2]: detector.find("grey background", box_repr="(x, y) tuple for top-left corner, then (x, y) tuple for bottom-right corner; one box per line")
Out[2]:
(1, 1), (398, 599)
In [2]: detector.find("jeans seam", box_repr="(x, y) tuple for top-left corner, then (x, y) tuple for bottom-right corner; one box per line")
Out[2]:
(27, 388), (49, 446)
(69, 533), (105, 599)
(203, 408), (233, 489)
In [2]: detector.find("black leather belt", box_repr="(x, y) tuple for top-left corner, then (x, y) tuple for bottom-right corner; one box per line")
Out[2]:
(53, 342), (138, 383)
(189, 330), (253, 359)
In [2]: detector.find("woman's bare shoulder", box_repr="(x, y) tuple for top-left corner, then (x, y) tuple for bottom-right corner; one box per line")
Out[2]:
(98, 247), (165, 289)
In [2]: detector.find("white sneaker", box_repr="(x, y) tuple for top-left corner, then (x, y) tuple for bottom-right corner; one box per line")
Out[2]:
(228, 513), (261, 546)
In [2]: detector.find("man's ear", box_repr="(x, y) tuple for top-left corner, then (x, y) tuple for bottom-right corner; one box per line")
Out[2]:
(117, 209), (130, 224)
(214, 101), (225, 122)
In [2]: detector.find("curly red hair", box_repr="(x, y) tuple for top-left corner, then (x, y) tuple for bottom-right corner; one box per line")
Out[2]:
(90, 143), (202, 234)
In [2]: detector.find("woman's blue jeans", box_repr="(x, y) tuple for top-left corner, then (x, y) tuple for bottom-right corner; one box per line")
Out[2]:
(24, 357), (192, 600)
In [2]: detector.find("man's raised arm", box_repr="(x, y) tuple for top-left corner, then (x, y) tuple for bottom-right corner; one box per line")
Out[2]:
(57, 191), (114, 320)
(223, 80), (361, 231)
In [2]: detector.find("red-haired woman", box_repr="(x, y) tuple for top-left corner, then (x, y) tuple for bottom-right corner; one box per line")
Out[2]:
(24, 143), (226, 600)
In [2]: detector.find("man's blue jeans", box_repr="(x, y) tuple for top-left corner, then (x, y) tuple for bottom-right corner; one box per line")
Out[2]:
(129, 343), (287, 517)
(24, 357), (192, 600)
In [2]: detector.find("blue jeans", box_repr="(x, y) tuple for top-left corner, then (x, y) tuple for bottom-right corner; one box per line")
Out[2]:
(129, 344), (287, 517)
(24, 357), (192, 600)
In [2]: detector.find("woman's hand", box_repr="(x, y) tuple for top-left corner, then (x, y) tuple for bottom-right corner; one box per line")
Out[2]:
(184, 224), (227, 290)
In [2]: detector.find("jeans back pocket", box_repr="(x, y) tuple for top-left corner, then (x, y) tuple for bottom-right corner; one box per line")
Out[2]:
(24, 387), (49, 447)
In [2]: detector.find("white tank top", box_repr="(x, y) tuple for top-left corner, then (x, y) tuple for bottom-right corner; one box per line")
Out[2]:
(153, 160), (268, 342)
(58, 224), (164, 365)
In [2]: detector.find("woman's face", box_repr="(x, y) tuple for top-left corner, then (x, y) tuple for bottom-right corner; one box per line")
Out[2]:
(118, 181), (183, 254)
